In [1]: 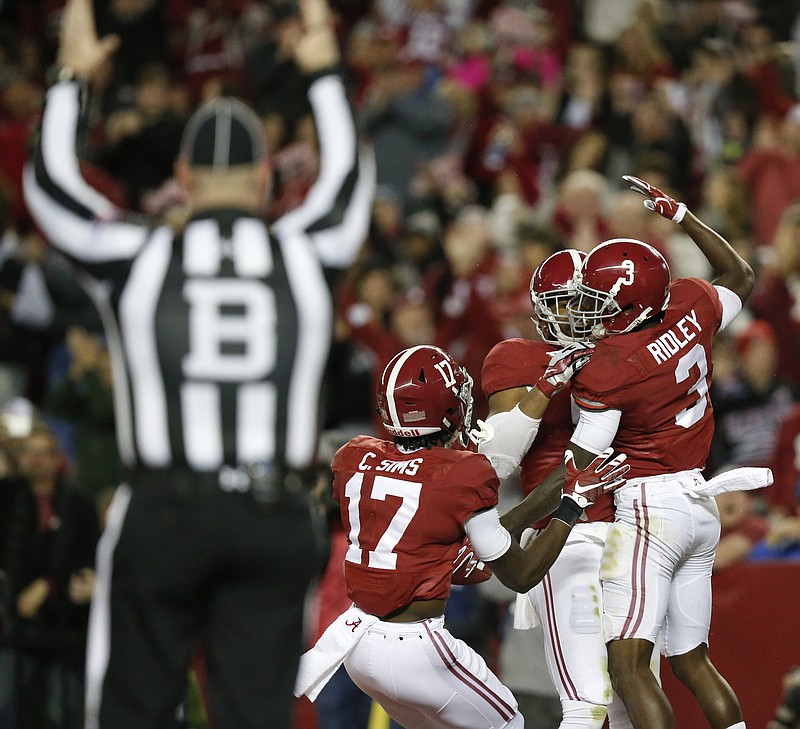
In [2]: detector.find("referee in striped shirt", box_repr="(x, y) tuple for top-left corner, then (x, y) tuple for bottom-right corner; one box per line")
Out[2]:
(23, 0), (374, 726)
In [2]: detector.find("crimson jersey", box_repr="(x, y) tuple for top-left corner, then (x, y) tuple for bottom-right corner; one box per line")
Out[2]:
(482, 339), (614, 524)
(332, 435), (499, 617)
(572, 278), (724, 478)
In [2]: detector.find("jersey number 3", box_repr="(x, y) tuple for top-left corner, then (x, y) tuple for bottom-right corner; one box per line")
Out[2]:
(674, 343), (710, 429)
(343, 473), (421, 570)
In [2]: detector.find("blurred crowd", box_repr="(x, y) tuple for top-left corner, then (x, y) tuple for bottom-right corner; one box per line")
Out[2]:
(1, 0), (800, 727)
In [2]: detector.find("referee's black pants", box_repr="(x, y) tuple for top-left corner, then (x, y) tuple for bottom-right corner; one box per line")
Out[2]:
(86, 471), (320, 729)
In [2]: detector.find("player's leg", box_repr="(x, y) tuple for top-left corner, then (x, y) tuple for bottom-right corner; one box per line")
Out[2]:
(204, 494), (318, 729)
(86, 485), (202, 729)
(344, 618), (523, 729)
(668, 644), (743, 729)
(606, 639), (672, 729)
(601, 485), (683, 729)
(663, 496), (744, 729)
(529, 527), (613, 728)
(607, 633), (662, 729)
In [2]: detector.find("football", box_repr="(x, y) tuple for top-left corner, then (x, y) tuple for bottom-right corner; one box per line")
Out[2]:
(451, 539), (493, 585)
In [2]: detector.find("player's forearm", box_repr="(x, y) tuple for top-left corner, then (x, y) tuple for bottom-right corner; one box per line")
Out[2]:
(518, 518), (571, 589)
(680, 211), (755, 303)
(490, 519), (570, 592)
(517, 386), (551, 420)
(499, 465), (563, 537)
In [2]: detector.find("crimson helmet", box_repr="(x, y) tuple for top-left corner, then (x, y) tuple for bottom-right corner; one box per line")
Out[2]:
(530, 249), (587, 344)
(568, 238), (671, 339)
(377, 345), (473, 444)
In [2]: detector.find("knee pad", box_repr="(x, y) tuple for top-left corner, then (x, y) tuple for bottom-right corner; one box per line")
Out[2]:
(560, 699), (607, 729)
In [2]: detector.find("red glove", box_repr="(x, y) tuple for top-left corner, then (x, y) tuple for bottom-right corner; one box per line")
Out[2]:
(562, 448), (630, 510)
(536, 342), (594, 399)
(623, 175), (687, 223)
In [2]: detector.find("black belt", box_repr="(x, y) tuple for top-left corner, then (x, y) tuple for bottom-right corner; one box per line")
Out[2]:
(128, 464), (316, 506)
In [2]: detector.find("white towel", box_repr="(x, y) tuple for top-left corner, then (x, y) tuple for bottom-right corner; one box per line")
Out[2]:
(512, 528), (541, 629)
(513, 590), (541, 629)
(294, 606), (378, 701)
(688, 467), (773, 497)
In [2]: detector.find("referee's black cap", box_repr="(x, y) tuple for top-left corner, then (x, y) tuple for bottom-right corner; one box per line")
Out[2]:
(179, 97), (268, 170)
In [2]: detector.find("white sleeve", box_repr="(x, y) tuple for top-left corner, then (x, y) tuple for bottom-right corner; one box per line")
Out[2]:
(272, 74), (375, 270)
(477, 405), (541, 479)
(464, 508), (512, 562)
(571, 407), (622, 455)
(23, 82), (149, 265)
(714, 285), (743, 331)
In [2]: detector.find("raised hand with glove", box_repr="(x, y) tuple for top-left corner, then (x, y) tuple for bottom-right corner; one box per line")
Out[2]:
(622, 172), (755, 303)
(622, 175), (687, 223)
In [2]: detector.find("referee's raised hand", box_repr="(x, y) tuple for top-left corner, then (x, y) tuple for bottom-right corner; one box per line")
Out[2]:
(294, 0), (340, 72)
(58, 0), (119, 80)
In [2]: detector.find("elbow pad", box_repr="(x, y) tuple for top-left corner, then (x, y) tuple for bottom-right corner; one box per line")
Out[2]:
(464, 508), (512, 562)
(477, 405), (542, 479)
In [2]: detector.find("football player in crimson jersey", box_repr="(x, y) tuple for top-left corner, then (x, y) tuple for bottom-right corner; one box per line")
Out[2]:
(554, 177), (754, 729)
(295, 344), (629, 729)
(479, 249), (642, 729)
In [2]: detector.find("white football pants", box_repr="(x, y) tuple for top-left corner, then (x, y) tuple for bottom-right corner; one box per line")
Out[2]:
(522, 522), (658, 728)
(344, 615), (523, 729)
(601, 472), (720, 656)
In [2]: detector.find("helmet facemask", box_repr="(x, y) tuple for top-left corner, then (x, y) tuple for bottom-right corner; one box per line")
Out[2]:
(567, 282), (621, 340)
(529, 249), (587, 345)
(531, 289), (583, 345)
(567, 279), (670, 340)
(454, 367), (474, 446)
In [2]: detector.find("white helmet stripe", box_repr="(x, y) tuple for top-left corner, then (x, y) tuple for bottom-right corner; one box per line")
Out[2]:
(566, 248), (584, 273)
(590, 237), (664, 260)
(385, 345), (430, 429)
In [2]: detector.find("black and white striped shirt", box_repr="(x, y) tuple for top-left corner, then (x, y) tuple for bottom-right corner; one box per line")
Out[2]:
(24, 73), (374, 474)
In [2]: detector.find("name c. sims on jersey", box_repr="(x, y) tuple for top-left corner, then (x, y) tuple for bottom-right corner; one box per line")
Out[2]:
(646, 309), (702, 365)
(358, 452), (424, 476)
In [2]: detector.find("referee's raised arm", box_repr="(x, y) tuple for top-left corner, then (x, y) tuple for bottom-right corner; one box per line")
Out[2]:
(273, 0), (375, 271)
(22, 0), (149, 271)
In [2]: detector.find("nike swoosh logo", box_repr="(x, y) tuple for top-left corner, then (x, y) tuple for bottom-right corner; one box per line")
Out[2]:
(573, 480), (599, 494)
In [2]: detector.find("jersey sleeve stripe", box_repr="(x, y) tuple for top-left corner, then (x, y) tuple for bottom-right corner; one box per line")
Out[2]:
(573, 396), (610, 412)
